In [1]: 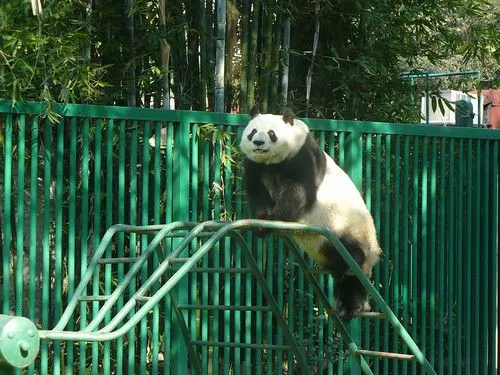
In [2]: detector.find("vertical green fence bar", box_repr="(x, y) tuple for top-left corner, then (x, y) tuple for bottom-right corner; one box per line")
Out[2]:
(480, 140), (489, 375)
(437, 138), (445, 375)
(2, 113), (13, 314)
(91, 119), (102, 375)
(53, 115), (65, 375)
(487, 141), (498, 375)
(171, 119), (190, 373)
(392, 135), (401, 375)
(151, 121), (162, 375)
(347, 129), (363, 375)
(473, 139), (481, 375)
(224, 125), (234, 375)
(464, 139), (472, 374)
(104, 118), (115, 375)
(373, 133), (382, 375)
(40, 119), (52, 375)
(234, 127), (243, 375)
(383, 134), (391, 375)
(420, 136), (428, 372)
(66, 117), (77, 375)
(139, 121), (150, 375)
(79, 117), (90, 375)
(363, 133), (372, 355)
(456, 139), (462, 374)
(27, 117), (39, 375)
(128, 121), (138, 373)
(429, 137), (437, 369)
(201, 131), (210, 375)
(411, 136), (419, 375)
(117, 119), (126, 375)
(211, 129), (222, 375)
(15, 115), (25, 316)
(189, 122), (199, 375)
(402, 135), (410, 375)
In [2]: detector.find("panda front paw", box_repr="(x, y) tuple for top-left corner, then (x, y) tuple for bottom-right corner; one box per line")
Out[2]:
(256, 208), (272, 220)
(253, 208), (272, 237)
(337, 302), (369, 321)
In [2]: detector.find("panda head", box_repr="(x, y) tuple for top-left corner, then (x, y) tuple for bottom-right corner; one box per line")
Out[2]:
(240, 108), (309, 165)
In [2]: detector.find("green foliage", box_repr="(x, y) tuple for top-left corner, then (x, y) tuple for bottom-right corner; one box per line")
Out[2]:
(0, 0), (108, 104)
(0, 0), (497, 121)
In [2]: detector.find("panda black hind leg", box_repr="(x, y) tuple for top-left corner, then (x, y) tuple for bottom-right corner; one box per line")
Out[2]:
(334, 275), (370, 320)
(321, 238), (370, 320)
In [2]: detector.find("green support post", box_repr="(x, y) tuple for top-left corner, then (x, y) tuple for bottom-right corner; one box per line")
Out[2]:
(345, 129), (363, 374)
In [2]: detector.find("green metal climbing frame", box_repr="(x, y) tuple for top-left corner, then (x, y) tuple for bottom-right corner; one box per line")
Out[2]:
(1, 220), (436, 374)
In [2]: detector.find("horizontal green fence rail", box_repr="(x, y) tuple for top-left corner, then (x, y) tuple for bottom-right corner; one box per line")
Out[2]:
(0, 100), (499, 374)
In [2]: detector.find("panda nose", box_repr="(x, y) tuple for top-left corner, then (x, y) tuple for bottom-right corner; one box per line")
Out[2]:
(253, 140), (265, 146)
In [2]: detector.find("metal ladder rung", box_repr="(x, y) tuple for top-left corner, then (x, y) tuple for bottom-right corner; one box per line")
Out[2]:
(187, 267), (252, 273)
(191, 340), (290, 351)
(169, 257), (190, 263)
(166, 267), (252, 274)
(178, 304), (271, 312)
(97, 257), (140, 264)
(353, 311), (386, 319)
(78, 295), (110, 301)
(355, 349), (416, 361)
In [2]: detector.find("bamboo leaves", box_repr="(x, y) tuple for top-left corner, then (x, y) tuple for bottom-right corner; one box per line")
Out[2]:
(0, 0), (497, 120)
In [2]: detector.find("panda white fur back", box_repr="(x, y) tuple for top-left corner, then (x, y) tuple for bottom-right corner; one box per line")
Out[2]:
(240, 108), (381, 320)
(296, 154), (381, 275)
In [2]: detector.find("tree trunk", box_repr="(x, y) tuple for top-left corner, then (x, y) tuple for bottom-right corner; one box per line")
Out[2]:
(84, 0), (92, 61)
(186, 0), (202, 110)
(306, 1), (320, 116)
(247, 0), (260, 109)
(124, 0), (136, 107)
(281, 18), (290, 107)
(260, 5), (273, 112)
(199, 0), (209, 110)
(159, 0), (171, 109)
(215, 0), (226, 112)
(171, 0), (188, 109)
(224, 1), (239, 113)
(239, 0), (250, 113)
(205, 0), (215, 110)
(269, 6), (282, 112)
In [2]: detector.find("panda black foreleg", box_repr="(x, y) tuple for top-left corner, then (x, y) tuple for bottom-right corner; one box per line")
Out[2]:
(334, 275), (369, 320)
(267, 182), (309, 222)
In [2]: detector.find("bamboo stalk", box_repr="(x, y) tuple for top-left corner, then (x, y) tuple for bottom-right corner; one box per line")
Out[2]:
(225, 1), (239, 112)
(124, 0), (136, 107)
(260, 4), (273, 112)
(239, 0), (250, 112)
(281, 18), (290, 107)
(215, 0), (226, 112)
(306, 1), (320, 116)
(159, 0), (171, 108)
(247, 0), (260, 109)
(199, 0), (209, 110)
(270, 4), (281, 111)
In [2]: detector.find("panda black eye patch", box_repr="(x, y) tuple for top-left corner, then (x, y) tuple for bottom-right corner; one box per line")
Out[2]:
(267, 130), (277, 142)
(247, 128), (257, 141)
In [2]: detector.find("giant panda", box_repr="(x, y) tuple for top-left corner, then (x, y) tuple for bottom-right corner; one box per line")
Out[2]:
(240, 107), (381, 320)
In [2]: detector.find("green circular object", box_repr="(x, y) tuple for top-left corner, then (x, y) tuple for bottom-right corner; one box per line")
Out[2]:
(0, 315), (40, 369)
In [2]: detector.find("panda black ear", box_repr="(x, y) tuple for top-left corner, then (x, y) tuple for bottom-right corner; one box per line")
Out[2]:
(250, 105), (260, 119)
(282, 108), (295, 125)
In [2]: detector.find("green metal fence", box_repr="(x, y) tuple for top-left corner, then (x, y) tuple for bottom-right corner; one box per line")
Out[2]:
(0, 100), (498, 374)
